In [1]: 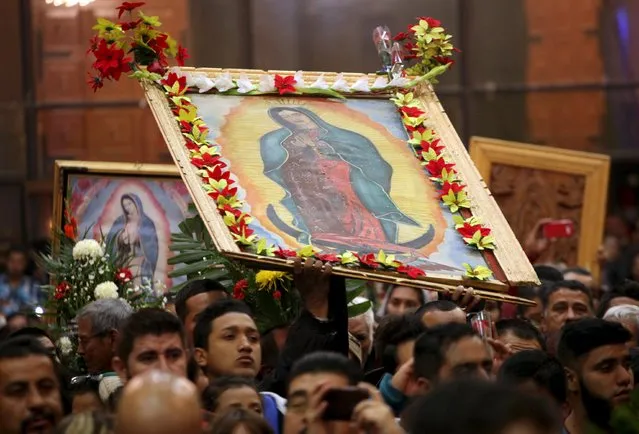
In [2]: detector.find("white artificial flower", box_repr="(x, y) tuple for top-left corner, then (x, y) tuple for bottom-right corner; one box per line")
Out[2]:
(310, 74), (329, 89)
(388, 76), (411, 87)
(350, 76), (371, 92)
(371, 76), (389, 89)
(57, 337), (73, 356)
(188, 73), (215, 93)
(331, 74), (350, 92)
(94, 281), (119, 299)
(214, 72), (236, 92)
(236, 74), (256, 93)
(293, 70), (306, 88)
(258, 74), (276, 92)
(72, 239), (104, 261)
(88, 274), (95, 281)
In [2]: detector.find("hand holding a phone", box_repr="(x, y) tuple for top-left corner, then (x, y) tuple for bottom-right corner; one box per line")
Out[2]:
(352, 383), (403, 434)
(304, 382), (333, 434)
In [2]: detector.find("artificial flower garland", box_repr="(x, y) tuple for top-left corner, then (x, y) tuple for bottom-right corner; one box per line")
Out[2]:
(88, 2), (494, 281)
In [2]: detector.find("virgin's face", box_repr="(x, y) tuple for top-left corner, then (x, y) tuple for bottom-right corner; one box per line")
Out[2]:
(122, 198), (138, 216)
(277, 110), (317, 130)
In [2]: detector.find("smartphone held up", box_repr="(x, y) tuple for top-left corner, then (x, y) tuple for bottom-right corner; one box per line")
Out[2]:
(321, 387), (371, 421)
(541, 219), (575, 239)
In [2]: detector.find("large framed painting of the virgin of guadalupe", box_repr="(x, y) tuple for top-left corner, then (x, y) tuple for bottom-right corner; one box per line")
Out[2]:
(52, 161), (194, 289)
(144, 68), (539, 301)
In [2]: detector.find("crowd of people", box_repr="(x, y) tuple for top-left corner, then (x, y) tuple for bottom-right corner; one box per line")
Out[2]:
(0, 222), (638, 434)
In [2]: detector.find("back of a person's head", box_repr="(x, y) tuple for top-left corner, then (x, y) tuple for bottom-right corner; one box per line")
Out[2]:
(288, 351), (361, 388)
(193, 299), (253, 349)
(603, 304), (639, 330)
(498, 350), (567, 405)
(175, 279), (227, 322)
(210, 408), (273, 434)
(541, 280), (592, 309)
(557, 318), (631, 368)
(403, 379), (560, 434)
(413, 323), (476, 380)
(76, 299), (133, 334)
(597, 280), (639, 317)
(117, 308), (186, 362)
(202, 376), (259, 412)
(55, 411), (114, 434)
(8, 326), (53, 342)
(0, 335), (50, 360)
(374, 314), (425, 372)
(495, 319), (546, 350)
(534, 265), (564, 283)
(415, 300), (459, 317)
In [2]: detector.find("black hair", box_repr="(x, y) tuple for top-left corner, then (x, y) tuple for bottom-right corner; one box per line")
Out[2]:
(414, 300), (459, 319)
(541, 280), (593, 309)
(117, 308), (186, 363)
(534, 265), (564, 282)
(202, 376), (260, 412)
(498, 350), (567, 405)
(563, 267), (592, 277)
(210, 408), (273, 434)
(374, 314), (425, 373)
(187, 356), (202, 384)
(174, 279), (228, 322)
(515, 285), (543, 317)
(8, 326), (53, 342)
(557, 318), (631, 369)
(288, 351), (362, 391)
(495, 319), (546, 351)
(0, 335), (51, 360)
(7, 245), (28, 257)
(413, 323), (477, 381)
(193, 299), (254, 350)
(403, 379), (561, 434)
(596, 280), (639, 318)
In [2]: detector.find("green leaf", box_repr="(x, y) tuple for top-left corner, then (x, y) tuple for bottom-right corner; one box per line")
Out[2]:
(348, 301), (372, 318)
(168, 259), (225, 278)
(167, 250), (216, 265)
(298, 87), (347, 100)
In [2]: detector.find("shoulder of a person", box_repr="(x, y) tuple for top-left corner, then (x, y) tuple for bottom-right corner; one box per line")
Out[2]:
(260, 391), (287, 414)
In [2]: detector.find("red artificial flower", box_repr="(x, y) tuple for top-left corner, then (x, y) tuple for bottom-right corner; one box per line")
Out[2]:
(147, 59), (166, 75)
(421, 139), (445, 155)
(54, 281), (71, 300)
(148, 33), (169, 54)
(208, 183), (238, 201)
(87, 74), (104, 92)
(393, 31), (410, 41)
(316, 253), (340, 263)
(400, 106), (425, 118)
(273, 290), (282, 301)
(433, 56), (455, 67)
(161, 72), (188, 95)
(356, 253), (379, 269)
(87, 35), (101, 54)
(176, 45), (189, 67)
(419, 16), (442, 28)
(218, 204), (242, 218)
(115, 268), (134, 283)
(402, 42), (418, 60)
(63, 223), (76, 240)
(116, 2), (146, 19)
(204, 164), (231, 183)
(439, 181), (465, 199)
(425, 158), (455, 178)
(91, 40), (132, 80)
(191, 154), (226, 170)
(232, 280), (247, 300)
(275, 248), (298, 259)
(457, 223), (491, 239)
(397, 265), (426, 279)
(120, 18), (142, 31)
(274, 75), (297, 95)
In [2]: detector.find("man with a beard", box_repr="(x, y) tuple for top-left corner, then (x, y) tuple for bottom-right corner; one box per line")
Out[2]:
(0, 337), (63, 434)
(558, 318), (634, 434)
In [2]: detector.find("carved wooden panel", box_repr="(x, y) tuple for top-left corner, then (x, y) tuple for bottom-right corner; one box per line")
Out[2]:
(489, 163), (585, 265)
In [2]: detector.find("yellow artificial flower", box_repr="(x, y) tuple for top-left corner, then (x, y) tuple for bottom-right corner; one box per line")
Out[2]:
(255, 271), (292, 291)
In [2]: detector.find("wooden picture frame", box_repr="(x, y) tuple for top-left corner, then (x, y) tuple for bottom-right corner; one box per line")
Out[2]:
(469, 137), (610, 277)
(52, 160), (194, 288)
(144, 68), (539, 302)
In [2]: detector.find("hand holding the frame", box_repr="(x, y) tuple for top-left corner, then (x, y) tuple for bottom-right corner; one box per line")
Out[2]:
(293, 257), (333, 319)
